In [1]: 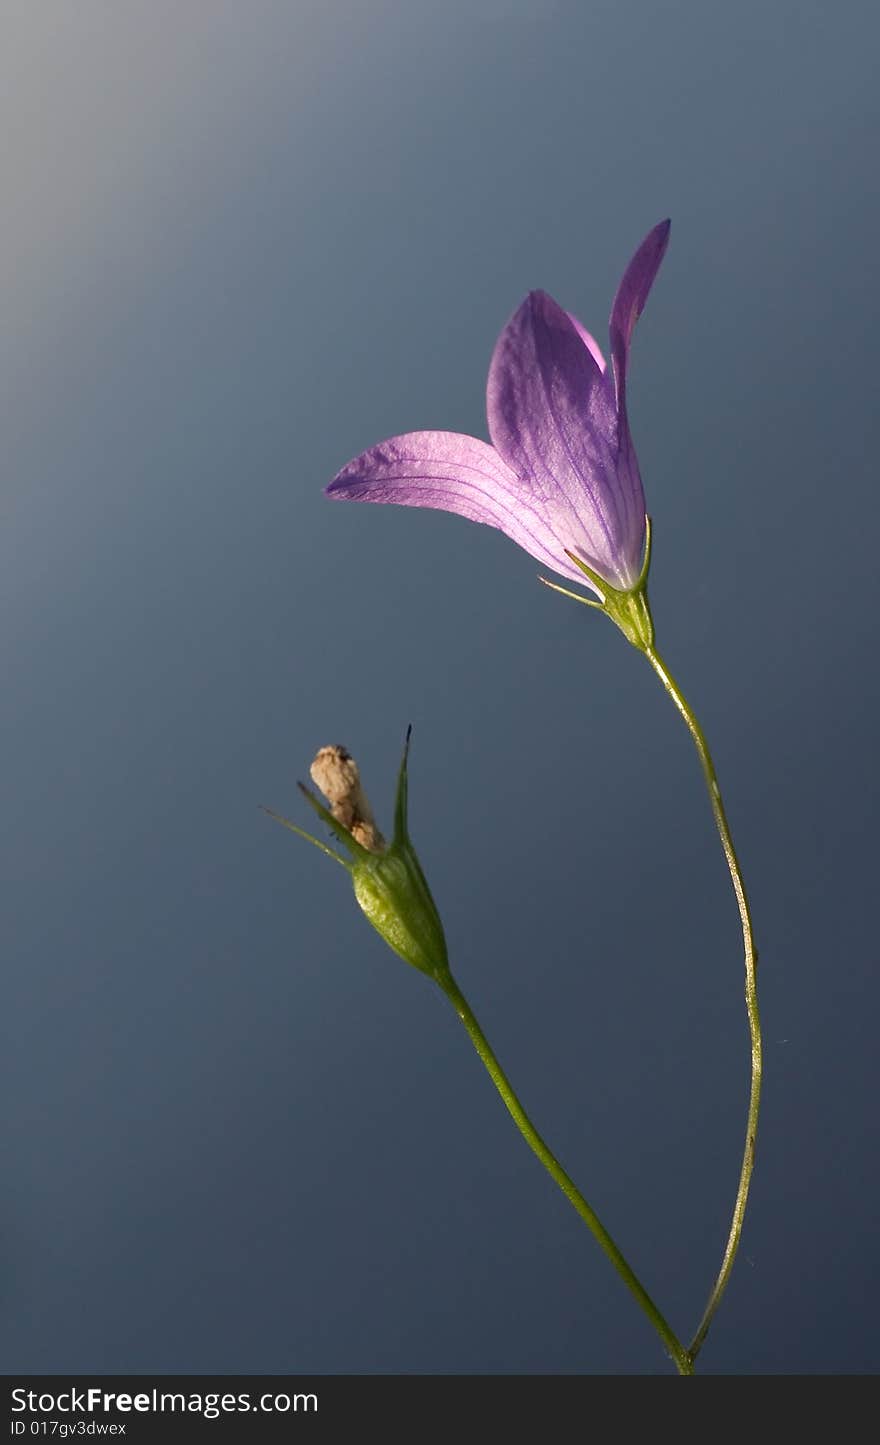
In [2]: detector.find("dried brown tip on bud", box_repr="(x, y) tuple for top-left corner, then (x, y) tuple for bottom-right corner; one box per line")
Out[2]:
(309, 745), (386, 854)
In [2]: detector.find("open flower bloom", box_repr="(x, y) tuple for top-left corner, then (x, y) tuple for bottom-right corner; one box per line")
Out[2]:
(327, 220), (670, 595)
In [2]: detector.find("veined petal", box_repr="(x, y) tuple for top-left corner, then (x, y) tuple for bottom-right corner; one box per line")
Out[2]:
(609, 219), (670, 422)
(326, 430), (593, 585)
(605, 220), (670, 575)
(486, 289), (641, 589)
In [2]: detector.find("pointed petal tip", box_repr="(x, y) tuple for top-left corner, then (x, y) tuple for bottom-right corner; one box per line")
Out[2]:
(634, 218), (672, 266)
(515, 287), (604, 369)
(524, 286), (566, 318)
(641, 217), (671, 242)
(509, 288), (570, 331)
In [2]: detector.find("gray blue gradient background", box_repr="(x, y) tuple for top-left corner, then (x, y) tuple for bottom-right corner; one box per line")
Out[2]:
(3, 0), (878, 1376)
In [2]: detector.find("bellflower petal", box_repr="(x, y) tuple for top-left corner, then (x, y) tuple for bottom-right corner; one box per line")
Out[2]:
(566, 311), (606, 373)
(487, 289), (639, 588)
(326, 222), (670, 597)
(609, 218), (671, 434)
(327, 430), (590, 582)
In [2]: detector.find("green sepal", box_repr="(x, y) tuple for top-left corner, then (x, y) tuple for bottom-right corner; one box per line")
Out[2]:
(541, 515), (656, 653)
(259, 805), (351, 869)
(393, 725), (413, 848)
(354, 727), (449, 981)
(295, 780), (374, 862)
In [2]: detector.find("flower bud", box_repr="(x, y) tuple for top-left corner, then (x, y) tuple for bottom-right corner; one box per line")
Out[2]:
(265, 731), (449, 982)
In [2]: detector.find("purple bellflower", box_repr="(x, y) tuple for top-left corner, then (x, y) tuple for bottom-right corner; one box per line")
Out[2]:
(289, 218), (763, 1371)
(327, 221), (670, 644)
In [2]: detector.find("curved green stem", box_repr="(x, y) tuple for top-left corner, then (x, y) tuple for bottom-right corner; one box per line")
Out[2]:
(644, 647), (762, 1364)
(440, 972), (693, 1376)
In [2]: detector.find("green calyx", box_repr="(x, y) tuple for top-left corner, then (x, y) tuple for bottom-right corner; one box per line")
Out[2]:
(539, 515), (656, 653)
(352, 844), (449, 981)
(263, 729), (450, 983)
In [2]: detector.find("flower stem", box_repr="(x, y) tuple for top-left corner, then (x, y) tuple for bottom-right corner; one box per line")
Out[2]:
(644, 647), (762, 1364)
(440, 972), (693, 1376)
